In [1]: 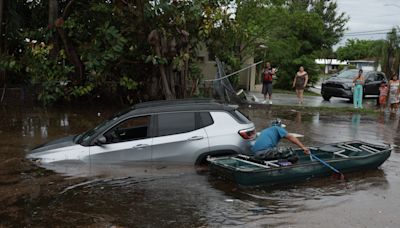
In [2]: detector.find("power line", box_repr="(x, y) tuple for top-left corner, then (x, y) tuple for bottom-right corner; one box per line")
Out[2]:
(343, 32), (400, 37)
(344, 29), (395, 35)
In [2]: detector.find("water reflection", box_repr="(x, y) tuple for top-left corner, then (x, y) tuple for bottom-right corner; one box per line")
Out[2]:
(351, 113), (361, 136)
(60, 113), (69, 127)
(205, 168), (389, 226)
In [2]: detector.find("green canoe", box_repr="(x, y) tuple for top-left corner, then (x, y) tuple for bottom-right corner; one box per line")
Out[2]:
(207, 141), (392, 186)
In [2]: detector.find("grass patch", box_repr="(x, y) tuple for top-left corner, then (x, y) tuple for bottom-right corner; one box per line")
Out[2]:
(245, 103), (379, 116)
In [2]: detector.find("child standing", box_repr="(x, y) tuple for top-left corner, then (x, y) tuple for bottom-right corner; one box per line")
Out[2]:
(379, 82), (388, 112)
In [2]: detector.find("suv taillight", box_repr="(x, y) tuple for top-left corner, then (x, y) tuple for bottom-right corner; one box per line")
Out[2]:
(238, 128), (256, 140)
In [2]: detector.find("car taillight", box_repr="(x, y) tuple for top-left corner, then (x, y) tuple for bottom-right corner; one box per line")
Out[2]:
(238, 128), (256, 140)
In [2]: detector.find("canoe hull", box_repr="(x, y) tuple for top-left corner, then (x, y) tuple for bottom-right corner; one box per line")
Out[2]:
(209, 143), (391, 186)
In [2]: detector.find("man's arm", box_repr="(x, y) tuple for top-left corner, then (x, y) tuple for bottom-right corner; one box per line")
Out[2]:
(284, 134), (309, 154)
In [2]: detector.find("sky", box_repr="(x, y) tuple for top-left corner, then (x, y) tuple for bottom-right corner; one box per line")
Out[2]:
(336, 0), (400, 47)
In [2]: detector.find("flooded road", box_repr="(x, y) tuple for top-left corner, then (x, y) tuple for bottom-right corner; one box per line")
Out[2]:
(1, 104), (399, 227)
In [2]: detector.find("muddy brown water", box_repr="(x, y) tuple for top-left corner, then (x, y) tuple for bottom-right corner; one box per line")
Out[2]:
(0, 105), (399, 227)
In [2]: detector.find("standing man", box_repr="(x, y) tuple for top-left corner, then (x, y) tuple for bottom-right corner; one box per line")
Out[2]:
(261, 62), (276, 104)
(252, 119), (309, 160)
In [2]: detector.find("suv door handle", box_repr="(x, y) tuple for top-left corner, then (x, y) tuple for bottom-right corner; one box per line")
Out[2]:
(186, 136), (204, 141)
(133, 144), (149, 149)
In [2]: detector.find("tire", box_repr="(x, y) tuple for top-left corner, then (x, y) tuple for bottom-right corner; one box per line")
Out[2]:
(322, 95), (331, 101)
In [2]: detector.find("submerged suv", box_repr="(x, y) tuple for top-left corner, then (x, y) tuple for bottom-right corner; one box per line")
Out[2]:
(321, 69), (387, 101)
(28, 99), (256, 165)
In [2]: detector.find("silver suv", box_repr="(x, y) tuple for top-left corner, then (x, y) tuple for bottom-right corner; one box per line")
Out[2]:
(28, 99), (256, 165)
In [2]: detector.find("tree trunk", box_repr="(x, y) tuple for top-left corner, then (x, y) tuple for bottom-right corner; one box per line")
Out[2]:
(51, 0), (85, 83)
(157, 53), (174, 99)
(48, 0), (58, 25)
(169, 68), (176, 97)
(48, 0), (60, 59)
(0, 0), (3, 49)
(183, 47), (189, 98)
(148, 29), (175, 100)
(0, 0), (3, 54)
(0, 0), (5, 97)
(57, 27), (85, 83)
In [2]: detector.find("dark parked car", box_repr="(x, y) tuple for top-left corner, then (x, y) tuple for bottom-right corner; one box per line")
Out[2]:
(321, 69), (387, 101)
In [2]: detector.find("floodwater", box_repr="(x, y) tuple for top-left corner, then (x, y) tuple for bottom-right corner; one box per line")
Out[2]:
(1, 104), (400, 227)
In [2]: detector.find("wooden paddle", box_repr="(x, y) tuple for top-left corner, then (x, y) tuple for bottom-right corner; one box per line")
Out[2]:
(310, 152), (345, 180)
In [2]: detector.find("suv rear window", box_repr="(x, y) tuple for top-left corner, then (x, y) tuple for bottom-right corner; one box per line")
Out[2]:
(157, 112), (196, 136)
(230, 110), (251, 124)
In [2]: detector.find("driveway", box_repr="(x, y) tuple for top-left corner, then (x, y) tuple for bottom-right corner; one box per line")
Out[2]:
(247, 88), (379, 109)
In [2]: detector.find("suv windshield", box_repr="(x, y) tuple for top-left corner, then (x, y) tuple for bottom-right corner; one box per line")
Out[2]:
(336, 70), (359, 79)
(75, 107), (134, 144)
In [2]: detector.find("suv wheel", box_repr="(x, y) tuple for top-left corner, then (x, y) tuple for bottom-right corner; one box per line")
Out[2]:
(322, 95), (331, 101)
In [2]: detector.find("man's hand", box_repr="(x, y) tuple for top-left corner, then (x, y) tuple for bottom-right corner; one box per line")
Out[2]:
(285, 134), (309, 155)
(303, 147), (310, 155)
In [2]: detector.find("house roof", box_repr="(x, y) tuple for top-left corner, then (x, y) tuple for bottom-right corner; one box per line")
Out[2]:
(348, 60), (375, 63)
(315, 59), (348, 65)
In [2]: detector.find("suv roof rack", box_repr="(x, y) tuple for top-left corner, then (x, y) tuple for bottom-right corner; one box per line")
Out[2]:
(134, 99), (221, 109)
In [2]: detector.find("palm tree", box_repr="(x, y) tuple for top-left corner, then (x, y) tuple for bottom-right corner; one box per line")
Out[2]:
(382, 27), (400, 77)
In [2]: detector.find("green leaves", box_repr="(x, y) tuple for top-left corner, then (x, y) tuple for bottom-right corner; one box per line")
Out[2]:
(336, 39), (386, 61)
(23, 41), (73, 105)
(1, 0), (348, 104)
(119, 76), (137, 91)
(0, 55), (20, 72)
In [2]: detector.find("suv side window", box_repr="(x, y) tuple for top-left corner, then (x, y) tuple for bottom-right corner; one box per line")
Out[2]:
(198, 112), (214, 128)
(157, 112), (196, 137)
(104, 115), (150, 143)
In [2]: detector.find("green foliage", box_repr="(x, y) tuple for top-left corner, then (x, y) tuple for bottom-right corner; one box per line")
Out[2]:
(1, 0), (348, 104)
(119, 76), (138, 91)
(0, 55), (20, 72)
(228, 0), (348, 89)
(81, 21), (127, 84)
(381, 27), (400, 77)
(336, 39), (385, 61)
(24, 42), (73, 105)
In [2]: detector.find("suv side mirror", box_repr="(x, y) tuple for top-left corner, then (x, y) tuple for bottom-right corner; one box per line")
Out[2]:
(95, 136), (107, 146)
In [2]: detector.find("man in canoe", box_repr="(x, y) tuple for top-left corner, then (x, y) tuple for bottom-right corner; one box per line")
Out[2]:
(252, 119), (309, 160)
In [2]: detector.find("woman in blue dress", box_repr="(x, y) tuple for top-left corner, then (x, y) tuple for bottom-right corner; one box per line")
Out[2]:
(353, 69), (365, 109)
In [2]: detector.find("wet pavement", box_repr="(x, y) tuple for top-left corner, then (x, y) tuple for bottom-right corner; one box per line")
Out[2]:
(247, 91), (380, 109)
(1, 104), (400, 227)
